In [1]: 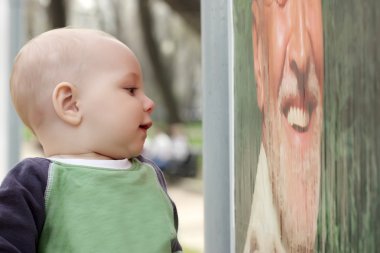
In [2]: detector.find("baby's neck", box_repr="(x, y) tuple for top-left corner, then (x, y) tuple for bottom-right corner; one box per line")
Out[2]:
(47, 153), (114, 160)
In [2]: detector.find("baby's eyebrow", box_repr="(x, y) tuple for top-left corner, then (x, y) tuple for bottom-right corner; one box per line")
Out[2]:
(123, 72), (139, 83)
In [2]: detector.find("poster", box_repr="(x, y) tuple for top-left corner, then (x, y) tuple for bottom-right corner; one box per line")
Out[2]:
(234, 0), (380, 252)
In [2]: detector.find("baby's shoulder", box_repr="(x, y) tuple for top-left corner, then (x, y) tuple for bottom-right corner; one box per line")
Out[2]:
(135, 155), (168, 191)
(5, 157), (51, 186)
(12, 157), (51, 173)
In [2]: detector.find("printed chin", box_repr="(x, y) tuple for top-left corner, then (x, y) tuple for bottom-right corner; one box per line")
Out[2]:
(281, 185), (319, 251)
(278, 142), (321, 250)
(264, 94), (322, 249)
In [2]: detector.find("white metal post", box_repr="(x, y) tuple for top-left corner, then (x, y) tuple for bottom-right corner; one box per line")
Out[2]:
(0, 0), (23, 181)
(0, 0), (11, 181)
(202, 0), (234, 252)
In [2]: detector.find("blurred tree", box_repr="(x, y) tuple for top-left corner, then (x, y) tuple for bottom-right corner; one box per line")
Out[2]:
(161, 0), (200, 34)
(48, 0), (67, 28)
(139, 0), (181, 123)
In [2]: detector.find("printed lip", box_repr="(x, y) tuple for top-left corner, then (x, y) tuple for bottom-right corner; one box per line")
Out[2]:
(281, 92), (317, 132)
(280, 92), (318, 151)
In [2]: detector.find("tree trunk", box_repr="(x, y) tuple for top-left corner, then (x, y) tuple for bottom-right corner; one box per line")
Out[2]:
(161, 0), (200, 34)
(48, 0), (67, 28)
(139, 0), (181, 123)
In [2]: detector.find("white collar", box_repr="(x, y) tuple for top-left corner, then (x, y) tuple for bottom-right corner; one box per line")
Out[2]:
(48, 157), (132, 170)
(244, 144), (285, 253)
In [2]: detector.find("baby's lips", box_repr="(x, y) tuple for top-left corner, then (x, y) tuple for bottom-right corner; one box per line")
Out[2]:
(140, 121), (153, 130)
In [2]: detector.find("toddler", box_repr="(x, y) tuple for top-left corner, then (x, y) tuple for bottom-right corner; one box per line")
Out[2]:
(0, 28), (182, 253)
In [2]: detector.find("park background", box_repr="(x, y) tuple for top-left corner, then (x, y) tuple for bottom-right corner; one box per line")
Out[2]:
(1, 0), (379, 253)
(1, 0), (204, 252)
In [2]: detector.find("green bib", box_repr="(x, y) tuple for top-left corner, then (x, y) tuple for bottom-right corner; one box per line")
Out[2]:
(38, 159), (176, 253)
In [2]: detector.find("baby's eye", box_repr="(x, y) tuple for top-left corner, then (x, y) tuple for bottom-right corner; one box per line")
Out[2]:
(125, 87), (137, 95)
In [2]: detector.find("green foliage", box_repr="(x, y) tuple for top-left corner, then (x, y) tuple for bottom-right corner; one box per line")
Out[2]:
(22, 126), (35, 141)
(316, 0), (380, 252)
(182, 247), (201, 253)
(183, 121), (202, 150)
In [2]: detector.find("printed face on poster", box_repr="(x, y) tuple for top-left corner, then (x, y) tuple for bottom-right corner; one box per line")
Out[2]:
(242, 0), (324, 252)
(234, 0), (380, 252)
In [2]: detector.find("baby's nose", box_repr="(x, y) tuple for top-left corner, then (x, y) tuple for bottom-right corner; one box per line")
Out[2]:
(144, 95), (155, 114)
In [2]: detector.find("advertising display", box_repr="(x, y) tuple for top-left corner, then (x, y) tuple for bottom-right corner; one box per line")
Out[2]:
(233, 0), (380, 252)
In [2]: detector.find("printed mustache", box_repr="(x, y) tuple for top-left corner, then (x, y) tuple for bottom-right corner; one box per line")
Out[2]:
(278, 63), (321, 132)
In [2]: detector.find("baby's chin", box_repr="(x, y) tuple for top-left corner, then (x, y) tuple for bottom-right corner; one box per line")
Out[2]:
(92, 151), (139, 160)
(100, 144), (146, 160)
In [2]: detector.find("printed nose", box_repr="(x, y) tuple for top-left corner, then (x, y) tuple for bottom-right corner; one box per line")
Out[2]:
(144, 95), (155, 114)
(288, 1), (311, 77)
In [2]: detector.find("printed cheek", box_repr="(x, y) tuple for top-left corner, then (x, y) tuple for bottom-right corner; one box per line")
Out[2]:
(268, 43), (285, 95)
(306, 3), (324, 82)
(308, 32), (323, 85)
(268, 13), (289, 90)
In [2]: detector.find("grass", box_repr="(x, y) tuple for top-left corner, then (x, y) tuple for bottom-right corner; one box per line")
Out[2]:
(183, 121), (202, 151)
(183, 247), (201, 253)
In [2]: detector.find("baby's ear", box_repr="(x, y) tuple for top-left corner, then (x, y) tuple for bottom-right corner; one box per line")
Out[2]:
(52, 82), (82, 126)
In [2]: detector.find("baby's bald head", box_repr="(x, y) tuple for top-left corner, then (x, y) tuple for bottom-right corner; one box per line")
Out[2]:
(10, 28), (114, 130)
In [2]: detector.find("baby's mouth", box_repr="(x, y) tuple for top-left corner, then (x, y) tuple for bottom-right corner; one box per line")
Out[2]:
(139, 122), (152, 130)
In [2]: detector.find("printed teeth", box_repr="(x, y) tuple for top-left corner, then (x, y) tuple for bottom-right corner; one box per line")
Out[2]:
(287, 107), (310, 130)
